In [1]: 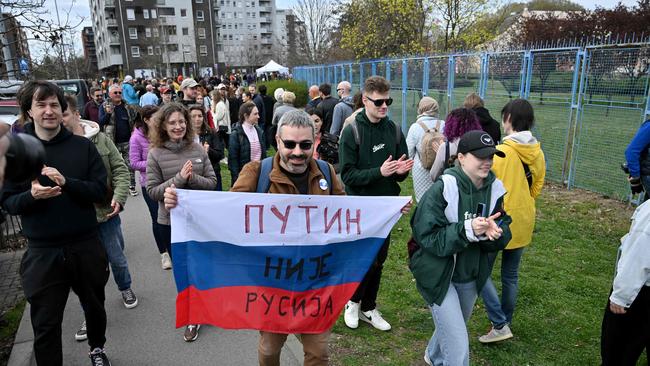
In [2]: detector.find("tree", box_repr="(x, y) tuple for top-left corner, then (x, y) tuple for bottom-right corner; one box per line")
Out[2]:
(337, 0), (429, 59)
(431, 0), (494, 51)
(292, 0), (337, 63)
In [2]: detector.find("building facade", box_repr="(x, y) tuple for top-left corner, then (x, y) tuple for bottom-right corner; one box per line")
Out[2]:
(82, 27), (99, 74)
(91, 0), (217, 78)
(0, 13), (31, 80)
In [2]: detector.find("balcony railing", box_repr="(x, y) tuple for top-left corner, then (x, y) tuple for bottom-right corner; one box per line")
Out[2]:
(106, 18), (117, 26)
(104, 0), (115, 7)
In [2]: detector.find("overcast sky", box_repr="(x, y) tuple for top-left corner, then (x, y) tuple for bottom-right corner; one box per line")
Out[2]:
(35, 0), (639, 59)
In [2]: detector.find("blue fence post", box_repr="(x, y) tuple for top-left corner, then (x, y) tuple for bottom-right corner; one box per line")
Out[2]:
(359, 63), (365, 90)
(519, 50), (531, 98)
(423, 57), (429, 97)
(567, 48), (590, 190)
(645, 80), (650, 120)
(479, 52), (489, 99)
(402, 59), (408, 130)
(524, 51), (534, 99)
(447, 56), (455, 112)
(371, 62), (377, 76)
(564, 49), (586, 183)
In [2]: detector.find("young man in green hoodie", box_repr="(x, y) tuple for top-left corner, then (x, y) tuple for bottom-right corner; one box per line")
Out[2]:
(338, 76), (414, 331)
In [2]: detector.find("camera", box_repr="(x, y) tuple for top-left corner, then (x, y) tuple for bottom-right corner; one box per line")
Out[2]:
(6, 133), (46, 183)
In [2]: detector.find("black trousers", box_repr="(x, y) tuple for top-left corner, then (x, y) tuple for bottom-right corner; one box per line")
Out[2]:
(350, 235), (390, 312)
(601, 285), (650, 366)
(21, 235), (109, 366)
(160, 223), (172, 258)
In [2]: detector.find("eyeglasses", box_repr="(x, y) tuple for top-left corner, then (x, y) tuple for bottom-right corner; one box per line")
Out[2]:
(336, 88), (343, 92)
(112, 91), (122, 95)
(366, 96), (393, 107)
(281, 139), (313, 150)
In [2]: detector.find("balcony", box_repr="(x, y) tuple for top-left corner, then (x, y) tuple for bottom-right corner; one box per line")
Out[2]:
(109, 34), (120, 44)
(260, 17), (271, 24)
(260, 27), (271, 34)
(259, 6), (272, 13)
(104, 0), (115, 7)
(106, 18), (117, 27)
(261, 38), (272, 45)
(109, 54), (123, 65)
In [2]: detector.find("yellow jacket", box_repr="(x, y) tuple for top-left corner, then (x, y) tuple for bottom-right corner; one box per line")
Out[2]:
(492, 132), (546, 249)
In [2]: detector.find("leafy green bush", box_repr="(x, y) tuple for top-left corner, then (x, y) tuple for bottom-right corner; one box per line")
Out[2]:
(258, 80), (309, 108)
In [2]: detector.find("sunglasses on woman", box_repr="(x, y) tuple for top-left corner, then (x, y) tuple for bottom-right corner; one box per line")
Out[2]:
(366, 96), (393, 107)
(281, 139), (313, 150)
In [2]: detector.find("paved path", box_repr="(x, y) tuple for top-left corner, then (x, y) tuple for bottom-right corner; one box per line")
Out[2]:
(0, 249), (25, 316)
(9, 186), (301, 366)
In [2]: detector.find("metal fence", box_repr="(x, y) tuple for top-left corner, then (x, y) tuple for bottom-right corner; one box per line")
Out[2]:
(293, 44), (650, 200)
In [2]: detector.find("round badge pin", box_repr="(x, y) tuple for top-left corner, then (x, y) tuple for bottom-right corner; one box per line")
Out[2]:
(319, 178), (328, 191)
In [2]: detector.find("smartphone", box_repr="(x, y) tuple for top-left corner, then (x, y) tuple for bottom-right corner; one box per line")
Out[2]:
(475, 203), (486, 217)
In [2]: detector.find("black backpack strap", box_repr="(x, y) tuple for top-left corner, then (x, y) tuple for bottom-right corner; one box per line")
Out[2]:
(444, 140), (450, 169)
(394, 121), (401, 155)
(256, 157), (274, 193)
(315, 159), (333, 194)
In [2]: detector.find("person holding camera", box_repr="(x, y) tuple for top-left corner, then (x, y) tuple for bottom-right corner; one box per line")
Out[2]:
(1, 81), (111, 365)
(624, 119), (650, 201)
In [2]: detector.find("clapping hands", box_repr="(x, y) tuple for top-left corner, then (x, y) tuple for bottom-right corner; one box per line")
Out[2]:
(471, 212), (503, 241)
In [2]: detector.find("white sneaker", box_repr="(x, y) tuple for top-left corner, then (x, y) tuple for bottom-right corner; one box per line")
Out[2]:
(161, 252), (172, 270)
(343, 301), (360, 329)
(478, 324), (513, 343)
(423, 351), (432, 366)
(360, 308), (391, 331)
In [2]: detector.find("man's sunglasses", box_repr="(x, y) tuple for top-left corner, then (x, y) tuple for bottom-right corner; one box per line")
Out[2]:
(366, 96), (393, 107)
(281, 139), (313, 150)
(112, 91), (122, 95)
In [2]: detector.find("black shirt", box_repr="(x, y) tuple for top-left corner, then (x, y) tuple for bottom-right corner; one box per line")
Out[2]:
(280, 165), (309, 194)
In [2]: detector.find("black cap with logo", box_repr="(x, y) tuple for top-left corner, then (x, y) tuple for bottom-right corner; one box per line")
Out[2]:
(457, 130), (505, 158)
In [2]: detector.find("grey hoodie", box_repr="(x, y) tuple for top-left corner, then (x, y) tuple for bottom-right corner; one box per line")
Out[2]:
(330, 95), (355, 136)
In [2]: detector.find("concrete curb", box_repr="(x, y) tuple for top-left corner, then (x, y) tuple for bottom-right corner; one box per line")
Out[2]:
(7, 302), (34, 366)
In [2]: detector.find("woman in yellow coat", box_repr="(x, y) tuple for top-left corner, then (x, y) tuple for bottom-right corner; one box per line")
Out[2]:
(478, 99), (546, 343)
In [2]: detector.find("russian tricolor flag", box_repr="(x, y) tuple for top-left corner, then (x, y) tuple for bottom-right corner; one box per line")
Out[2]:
(170, 190), (409, 334)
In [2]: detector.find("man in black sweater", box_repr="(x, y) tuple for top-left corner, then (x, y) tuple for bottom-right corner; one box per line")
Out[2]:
(1, 81), (111, 366)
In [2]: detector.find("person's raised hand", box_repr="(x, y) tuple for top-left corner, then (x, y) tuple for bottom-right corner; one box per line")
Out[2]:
(380, 155), (398, 177)
(395, 154), (414, 175)
(41, 165), (66, 186)
(180, 160), (193, 180)
(164, 184), (178, 210)
(30, 179), (61, 200)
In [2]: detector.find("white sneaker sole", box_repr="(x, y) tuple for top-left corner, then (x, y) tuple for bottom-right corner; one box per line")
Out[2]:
(478, 332), (513, 343)
(75, 333), (87, 341)
(423, 353), (432, 366)
(123, 298), (138, 309)
(183, 325), (201, 342)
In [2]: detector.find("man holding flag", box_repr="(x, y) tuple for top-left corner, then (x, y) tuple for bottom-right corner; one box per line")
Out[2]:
(165, 110), (344, 365)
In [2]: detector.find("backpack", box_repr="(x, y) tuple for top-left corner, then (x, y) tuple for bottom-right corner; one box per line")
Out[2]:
(317, 132), (339, 166)
(416, 120), (444, 169)
(256, 157), (333, 194)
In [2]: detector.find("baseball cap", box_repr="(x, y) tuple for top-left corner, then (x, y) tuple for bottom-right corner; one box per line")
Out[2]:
(180, 78), (199, 90)
(124, 75), (133, 82)
(457, 130), (505, 159)
(160, 86), (173, 94)
(217, 83), (227, 90)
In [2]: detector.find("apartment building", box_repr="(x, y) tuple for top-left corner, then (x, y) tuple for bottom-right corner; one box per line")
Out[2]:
(0, 13), (31, 80)
(90, 0), (217, 78)
(82, 27), (99, 73)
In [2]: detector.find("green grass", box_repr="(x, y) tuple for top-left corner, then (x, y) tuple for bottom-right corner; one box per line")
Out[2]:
(0, 301), (26, 366)
(322, 177), (637, 366)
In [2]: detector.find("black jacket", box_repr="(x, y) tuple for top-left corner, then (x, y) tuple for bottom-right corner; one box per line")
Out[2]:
(317, 96), (339, 134)
(229, 97), (241, 127)
(473, 107), (502, 143)
(228, 123), (266, 182)
(1, 123), (108, 247)
(252, 94), (266, 128)
(261, 94), (275, 129)
(198, 130), (225, 175)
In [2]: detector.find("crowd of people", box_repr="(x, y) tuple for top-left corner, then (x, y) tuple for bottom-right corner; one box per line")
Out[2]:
(0, 72), (648, 366)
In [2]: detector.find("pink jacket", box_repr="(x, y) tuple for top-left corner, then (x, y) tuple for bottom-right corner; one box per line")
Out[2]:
(129, 127), (149, 187)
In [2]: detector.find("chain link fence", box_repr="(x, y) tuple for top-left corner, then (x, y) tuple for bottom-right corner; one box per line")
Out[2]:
(294, 43), (650, 200)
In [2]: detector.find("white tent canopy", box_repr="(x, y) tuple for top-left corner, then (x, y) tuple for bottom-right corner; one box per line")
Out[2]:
(256, 60), (289, 76)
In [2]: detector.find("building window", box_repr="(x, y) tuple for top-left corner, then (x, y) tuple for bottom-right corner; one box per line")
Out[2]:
(153, 27), (159, 37)
(126, 8), (135, 20)
(196, 0), (203, 3)
(128, 27), (137, 39)
(180, 8), (187, 17)
(196, 10), (204, 21)
(198, 28), (206, 39)
(182, 27), (189, 35)
(145, 27), (151, 37)
(143, 9), (149, 19)
(151, 9), (157, 18)
(148, 46), (154, 55)
(168, 44), (178, 51)
(199, 45), (207, 56)
(155, 46), (161, 55)
(131, 46), (140, 57)
(167, 26), (176, 35)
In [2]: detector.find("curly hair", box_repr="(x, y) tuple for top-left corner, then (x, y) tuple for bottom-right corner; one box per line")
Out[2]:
(148, 102), (195, 148)
(443, 108), (481, 142)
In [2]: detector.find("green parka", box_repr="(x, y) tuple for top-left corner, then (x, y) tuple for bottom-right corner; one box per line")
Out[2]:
(80, 120), (130, 223)
(409, 166), (512, 305)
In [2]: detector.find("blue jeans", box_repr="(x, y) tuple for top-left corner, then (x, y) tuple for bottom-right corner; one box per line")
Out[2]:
(426, 281), (477, 366)
(142, 187), (167, 254)
(98, 216), (132, 291)
(480, 248), (525, 328)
